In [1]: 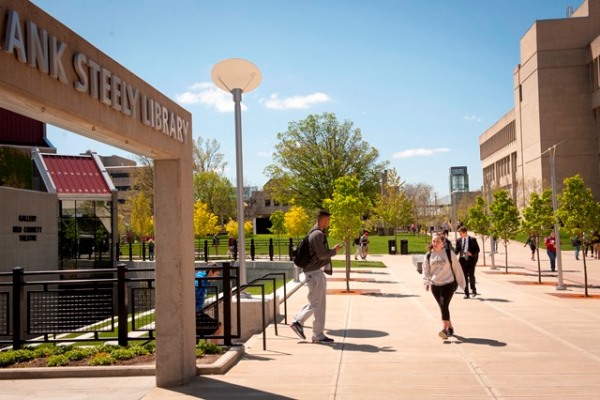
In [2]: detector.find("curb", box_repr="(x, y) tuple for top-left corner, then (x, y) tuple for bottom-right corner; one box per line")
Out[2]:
(0, 346), (245, 379)
(196, 345), (244, 375)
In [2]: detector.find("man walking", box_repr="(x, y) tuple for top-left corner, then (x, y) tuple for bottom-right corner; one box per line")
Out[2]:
(290, 210), (343, 344)
(455, 227), (480, 299)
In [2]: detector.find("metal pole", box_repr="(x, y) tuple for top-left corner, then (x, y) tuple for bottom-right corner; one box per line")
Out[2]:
(232, 88), (247, 285)
(486, 183), (496, 269)
(549, 147), (566, 289)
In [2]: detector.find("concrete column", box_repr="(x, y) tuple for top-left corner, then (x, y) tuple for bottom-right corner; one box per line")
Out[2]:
(154, 156), (195, 387)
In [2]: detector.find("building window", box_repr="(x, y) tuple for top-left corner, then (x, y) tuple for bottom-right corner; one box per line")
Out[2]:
(265, 199), (271, 207)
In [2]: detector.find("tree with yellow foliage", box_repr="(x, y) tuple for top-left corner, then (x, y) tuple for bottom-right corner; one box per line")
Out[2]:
(225, 219), (253, 239)
(193, 200), (221, 238)
(284, 205), (312, 238)
(129, 192), (154, 240)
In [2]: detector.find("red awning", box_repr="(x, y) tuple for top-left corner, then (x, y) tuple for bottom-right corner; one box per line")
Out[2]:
(42, 154), (111, 196)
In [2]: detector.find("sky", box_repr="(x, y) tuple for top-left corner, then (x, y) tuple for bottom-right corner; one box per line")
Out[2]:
(32, 0), (578, 198)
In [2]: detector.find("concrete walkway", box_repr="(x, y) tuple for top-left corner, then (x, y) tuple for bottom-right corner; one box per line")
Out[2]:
(2, 237), (600, 399)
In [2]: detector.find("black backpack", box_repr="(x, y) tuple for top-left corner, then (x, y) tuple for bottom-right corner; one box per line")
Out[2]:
(293, 228), (318, 268)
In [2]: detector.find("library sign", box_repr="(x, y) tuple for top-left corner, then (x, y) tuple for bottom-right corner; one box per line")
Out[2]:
(12, 215), (42, 242)
(0, 3), (191, 148)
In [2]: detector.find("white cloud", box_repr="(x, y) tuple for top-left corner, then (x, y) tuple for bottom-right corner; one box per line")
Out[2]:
(257, 151), (271, 158)
(175, 82), (246, 113)
(464, 115), (482, 122)
(261, 92), (332, 110)
(393, 148), (450, 159)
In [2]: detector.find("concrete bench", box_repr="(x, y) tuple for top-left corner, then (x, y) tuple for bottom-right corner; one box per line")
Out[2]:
(412, 254), (424, 274)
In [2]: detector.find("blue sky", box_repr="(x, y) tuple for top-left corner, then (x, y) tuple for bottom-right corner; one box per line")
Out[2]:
(33, 0), (577, 197)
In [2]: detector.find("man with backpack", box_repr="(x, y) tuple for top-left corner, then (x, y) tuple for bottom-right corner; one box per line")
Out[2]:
(290, 210), (343, 344)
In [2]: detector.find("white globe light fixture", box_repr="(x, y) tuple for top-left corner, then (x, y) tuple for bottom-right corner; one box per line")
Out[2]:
(211, 58), (261, 285)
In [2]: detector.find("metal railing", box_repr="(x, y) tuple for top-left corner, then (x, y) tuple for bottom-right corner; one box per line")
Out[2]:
(0, 263), (289, 351)
(118, 238), (297, 263)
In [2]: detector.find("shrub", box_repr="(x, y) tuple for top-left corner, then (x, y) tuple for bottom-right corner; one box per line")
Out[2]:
(110, 348), (136, 360)
(65, 348), (91, 361)
(197, 340), (223, 355)
(97, 344), (119, 353)
(130, 345), (150, 356)
(33, 344), (59, 358)
(195, 348), (205, 358)
(0, 352), (16, 368)
(12, 349), (35, 363)
(47, 354), (69, 367)
(89, 352), (115, 366)
(143, 342), (156, 353)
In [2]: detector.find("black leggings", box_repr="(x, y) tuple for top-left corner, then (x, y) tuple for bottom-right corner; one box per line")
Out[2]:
(431, 282), (456, 321)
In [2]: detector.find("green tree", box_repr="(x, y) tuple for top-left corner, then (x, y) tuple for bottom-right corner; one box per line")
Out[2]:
(284, 205), (312, 239)
(466, 196), (490, 265)
(556, 175), (600, 296)
(521, 190), (554, 282)
(193, 200), (221, 238)
(0, 147), (32, 188)
(374, 171), (414, 242)
(269, 210), (287, 258)
(265, 112), (387, 210)
(193, 171), (235, 224)
(489, 190), (521, 272)
(324, 176), (372, 291)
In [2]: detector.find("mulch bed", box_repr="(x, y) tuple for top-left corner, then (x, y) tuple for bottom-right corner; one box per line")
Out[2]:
(7, 353), (222, 368)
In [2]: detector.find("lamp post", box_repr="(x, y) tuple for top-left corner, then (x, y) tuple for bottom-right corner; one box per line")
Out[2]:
(211, 58), (261, 285)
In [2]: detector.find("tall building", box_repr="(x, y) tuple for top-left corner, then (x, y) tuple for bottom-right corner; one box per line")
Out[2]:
(449, 166), (469, 195)
(480, 0), (600, 205)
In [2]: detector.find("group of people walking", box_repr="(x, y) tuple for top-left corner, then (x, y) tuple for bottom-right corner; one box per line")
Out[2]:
(289, 210), (484, 344)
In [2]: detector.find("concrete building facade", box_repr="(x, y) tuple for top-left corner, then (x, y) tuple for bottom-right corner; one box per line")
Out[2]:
(480, 0), (600, 205)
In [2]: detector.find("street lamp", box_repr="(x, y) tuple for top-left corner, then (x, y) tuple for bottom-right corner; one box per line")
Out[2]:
(211, 58), (261, 285)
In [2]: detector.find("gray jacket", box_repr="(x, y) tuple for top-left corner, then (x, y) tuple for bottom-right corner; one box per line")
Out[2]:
(303, 225), (337, 274)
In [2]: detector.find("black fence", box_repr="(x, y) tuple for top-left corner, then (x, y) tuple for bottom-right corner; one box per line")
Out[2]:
(119, 238), (297, 263)
(0, 263), (267, 350)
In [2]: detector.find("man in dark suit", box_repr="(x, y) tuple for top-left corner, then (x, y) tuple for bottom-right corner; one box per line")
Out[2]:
(455, 227), (480, 299)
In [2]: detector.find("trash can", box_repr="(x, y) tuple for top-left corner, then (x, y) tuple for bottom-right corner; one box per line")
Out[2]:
(388, 239), (397, 255)
(400, 240), (408, 255)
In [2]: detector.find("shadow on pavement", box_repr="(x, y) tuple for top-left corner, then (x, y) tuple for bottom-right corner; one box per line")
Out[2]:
(451, 334), (507, 347)
(167, 376), (296, 399)
(361, 292), (419, 298)
(327, 328), (388, 338)
(473, 297), (511, 303)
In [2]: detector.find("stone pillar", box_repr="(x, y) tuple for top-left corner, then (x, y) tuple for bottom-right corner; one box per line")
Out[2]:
(154, 156), (195, 387)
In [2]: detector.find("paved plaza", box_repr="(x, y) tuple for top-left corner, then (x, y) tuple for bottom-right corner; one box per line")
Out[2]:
(1, 237), (600, 399)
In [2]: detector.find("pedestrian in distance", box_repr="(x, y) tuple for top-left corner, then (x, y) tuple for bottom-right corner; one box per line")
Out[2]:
(290, 210), (343, 344)
(455, 227), (480, 299)
(572, 235), (582, 260)
(545, 231), (557, 272)
(524, 233), (536, 261)
(583, 232), (592, 258)
(423, 232), (466, 340)
(359, 230), (369, 260)
(441, 230), (454, 253)
(148, 238), (155, 261)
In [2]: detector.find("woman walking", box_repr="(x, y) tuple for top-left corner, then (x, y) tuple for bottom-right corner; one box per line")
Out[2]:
(423, 232), (466, 339)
